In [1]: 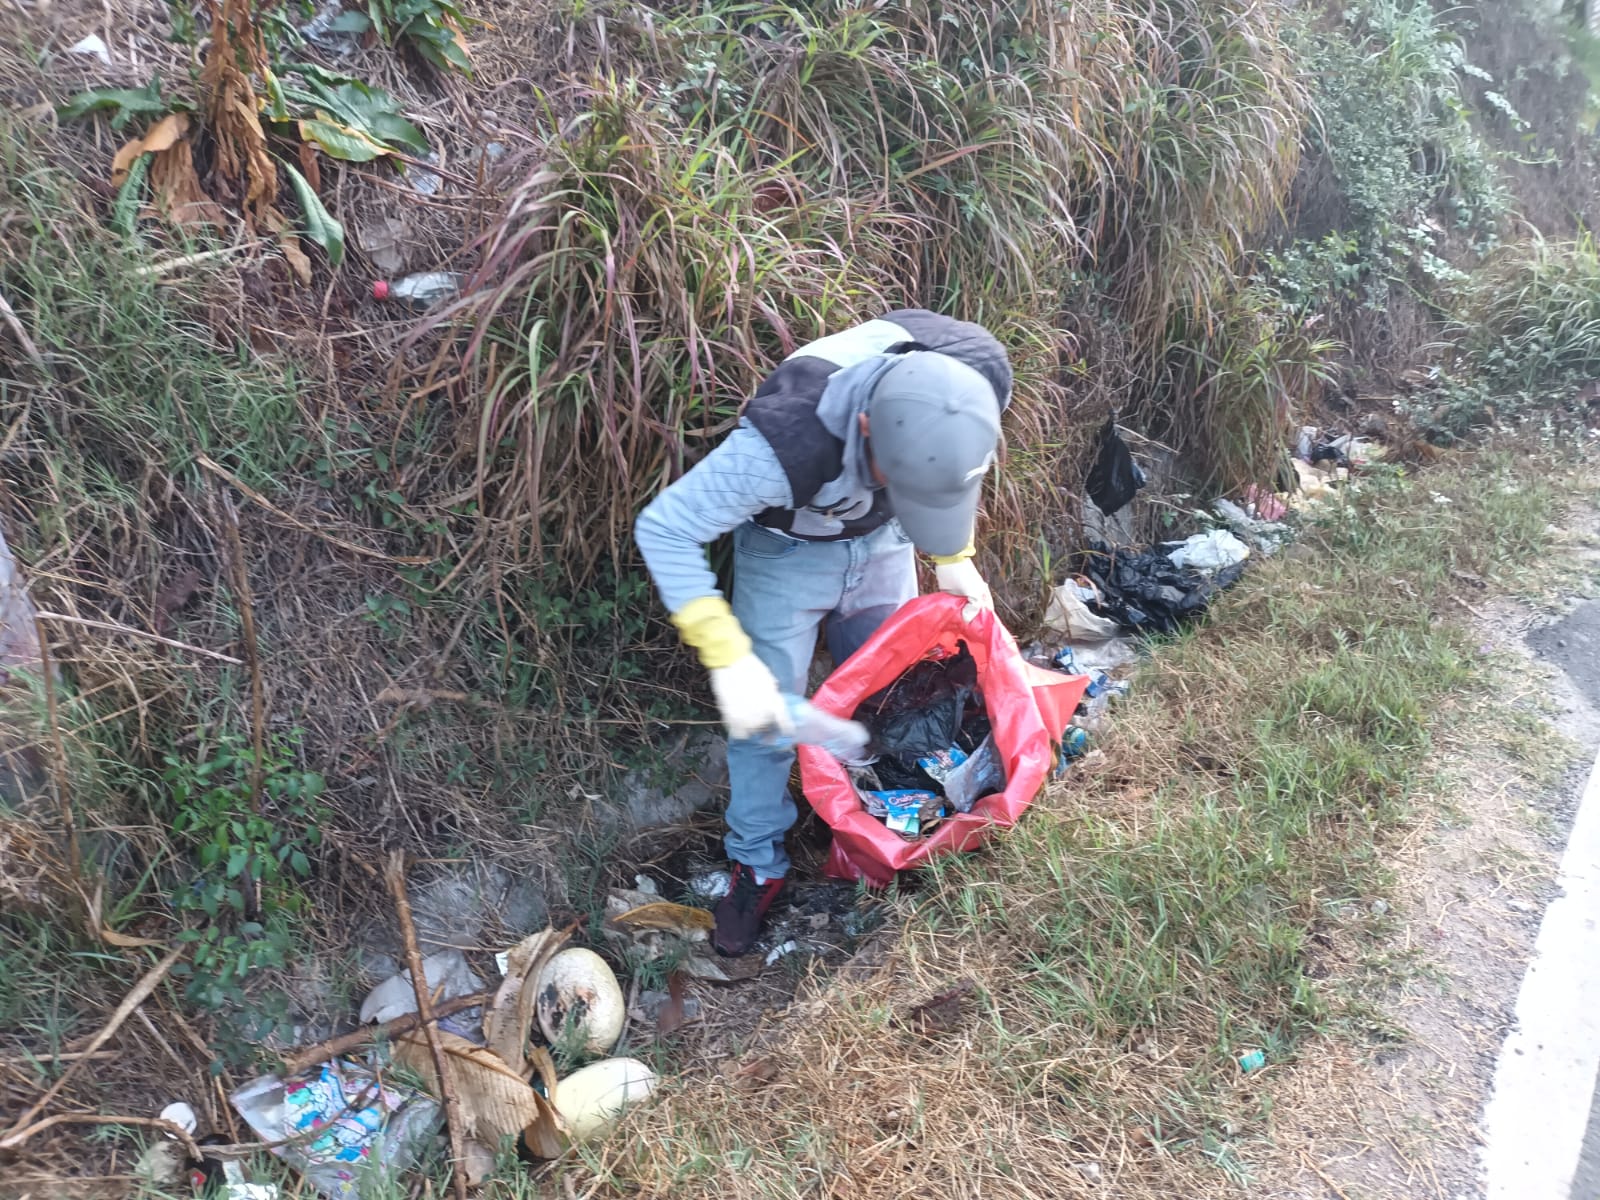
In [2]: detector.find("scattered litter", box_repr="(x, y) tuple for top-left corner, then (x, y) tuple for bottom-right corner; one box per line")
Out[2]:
(1042, 581), (1123, 640)
(1165, 528), (1250, 574)
(299, 0), (366, 54)
(484, 141), (508, 162)
(359, 949), (483, 1040)
(1058, 726), (1091, 762)
(404, 152), (443, 196)
(0, 524), (49, 687)
(945, 734), (1005, 812)
(1431, 491), (1453, 506)
(807, 911), (830, 931)
(232, 1060), (439, 1199)
(552, 1057), (657, 1143)
(372, 271), (463, 309)
(1084, 417), (1146, 516)
(356, 215), (408, 277)
(764, 940), (799, 966)
(1237, 1049), (1266, 1073)
(1071, 1160), (1103, 1183)
(159, 1100), (197, 1135)
(135, 1139), (187, 1188)
(688, 869), (732, 901)
(1241, 484), (1288, 522)
(1082, 541), (1245, 634)
(1369, 898), (1390, 917)
(68, 33), (112, 65)
(1212, 499), (1289, 554)
(633, 874), (661, 896)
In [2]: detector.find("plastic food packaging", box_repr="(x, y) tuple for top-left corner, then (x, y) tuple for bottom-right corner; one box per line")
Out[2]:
(801, 594), (1088, 885)
(944, 734), (1006, 813)
(231, 1061), (440, 1199)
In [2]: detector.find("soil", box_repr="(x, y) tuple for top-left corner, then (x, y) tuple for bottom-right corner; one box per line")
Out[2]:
(1259, 510), (1600, 1199)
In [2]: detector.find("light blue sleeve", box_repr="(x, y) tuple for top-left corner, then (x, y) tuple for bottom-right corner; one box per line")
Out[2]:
(633, 425), (795, 614)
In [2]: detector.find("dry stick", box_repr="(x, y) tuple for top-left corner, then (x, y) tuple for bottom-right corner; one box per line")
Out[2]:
(217, 494), (266, 817)
(0, 945), (184, 1146)
(1, 1113), (203, 1162)
(280, 991), (491, 1076)
(31, 615), (81, 887)
(34, 610), (243, 665)
(384, 851), (470, 1200)
(194, 454), (430, 565)
(1299, 1151), (1354, 1200)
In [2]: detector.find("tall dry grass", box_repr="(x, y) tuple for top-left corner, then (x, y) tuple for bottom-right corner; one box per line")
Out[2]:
(410, 0), (1316, 597)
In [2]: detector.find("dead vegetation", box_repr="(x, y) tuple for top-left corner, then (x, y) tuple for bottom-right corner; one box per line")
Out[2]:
(0, 0), (1597, 1192)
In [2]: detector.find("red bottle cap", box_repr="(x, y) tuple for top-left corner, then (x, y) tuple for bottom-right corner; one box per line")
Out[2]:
(372, 279), (390, 300)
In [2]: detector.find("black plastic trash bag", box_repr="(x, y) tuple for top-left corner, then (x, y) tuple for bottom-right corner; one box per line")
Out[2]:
(854, 643), (979, 770)
(1084, 418), (1146, 515)
(1081, 540), (1245, 634)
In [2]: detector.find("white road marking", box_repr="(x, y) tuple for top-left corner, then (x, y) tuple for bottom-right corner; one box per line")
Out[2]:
(1482, 743), (1600, 1199)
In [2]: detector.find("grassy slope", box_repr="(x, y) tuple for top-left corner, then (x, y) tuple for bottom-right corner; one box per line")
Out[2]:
(536, 456), (1565, 1200)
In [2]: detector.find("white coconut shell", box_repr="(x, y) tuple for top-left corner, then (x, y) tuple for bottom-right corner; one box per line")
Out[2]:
(535, 947), (625, 1056)
(553, 1057), (658, 1142)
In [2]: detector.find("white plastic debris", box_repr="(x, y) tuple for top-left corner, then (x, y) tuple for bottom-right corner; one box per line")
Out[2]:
(159, 1100), (198, 1136)
(1165, 528), (1250, 573)
(633, 874), (661, 896)
(764, 940), (799, 966)
(1042, 584), (1121, 640)
(688, 869), (732, 900)
(359, 949), (483, 1038)
(68, 34), (112, 65)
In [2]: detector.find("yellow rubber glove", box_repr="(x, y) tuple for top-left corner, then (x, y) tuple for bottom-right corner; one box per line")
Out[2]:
(670, 595), (752, 669)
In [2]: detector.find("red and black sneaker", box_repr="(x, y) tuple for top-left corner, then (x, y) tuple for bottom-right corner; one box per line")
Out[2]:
(713, 863), (785, 957)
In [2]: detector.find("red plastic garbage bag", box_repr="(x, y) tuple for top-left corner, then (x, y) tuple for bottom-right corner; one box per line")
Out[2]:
(800, 593), (1089, 887)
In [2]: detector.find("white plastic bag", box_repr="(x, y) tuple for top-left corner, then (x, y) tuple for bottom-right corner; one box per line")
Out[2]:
(1165, 529), (1250, 573)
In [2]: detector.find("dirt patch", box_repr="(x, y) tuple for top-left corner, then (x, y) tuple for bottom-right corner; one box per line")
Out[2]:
(1258, 515), (1600, 1199)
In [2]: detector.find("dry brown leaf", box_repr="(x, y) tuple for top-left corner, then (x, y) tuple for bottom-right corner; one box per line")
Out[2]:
(202, 0), (276, 224)
(142, 112), (189, 154)
(656, 971), (690, 1037)
(297, 140), (323, 192)
(522, 1089), (568, 1159)
(277, 233), (312, 286)
(483, 927), (569, 1074)
(150, 142), (226, 232)
(394, 1029), (568, 1153)
(611, 900), (714, 938)
(111, 138), (146, 188)
(99, 926), (164, 949)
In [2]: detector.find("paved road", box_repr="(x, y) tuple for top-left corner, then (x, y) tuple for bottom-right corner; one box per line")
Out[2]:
(1484, 602), (1600, 1200)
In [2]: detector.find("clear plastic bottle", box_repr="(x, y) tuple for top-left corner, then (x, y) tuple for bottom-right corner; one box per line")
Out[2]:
(372, 272), (464, 309)
(760, 695), (870, 762)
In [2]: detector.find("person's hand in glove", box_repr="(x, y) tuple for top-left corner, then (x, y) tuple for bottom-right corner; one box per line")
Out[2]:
(710, 653), (794, 741)
(934, 558), (994, 618)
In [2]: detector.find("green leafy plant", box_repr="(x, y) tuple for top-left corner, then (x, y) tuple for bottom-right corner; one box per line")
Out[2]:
(164, 732), (327, 1011)
(334, 0), (474, 74)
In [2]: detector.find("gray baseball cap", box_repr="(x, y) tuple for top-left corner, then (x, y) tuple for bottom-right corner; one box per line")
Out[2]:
(868, 352), (1002, 557)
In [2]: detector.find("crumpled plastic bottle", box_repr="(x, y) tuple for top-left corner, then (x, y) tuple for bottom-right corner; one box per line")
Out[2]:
(759, 695), (870, 762)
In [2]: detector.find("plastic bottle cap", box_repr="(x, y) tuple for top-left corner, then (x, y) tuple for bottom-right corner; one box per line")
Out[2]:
(372, 280), (390, 300)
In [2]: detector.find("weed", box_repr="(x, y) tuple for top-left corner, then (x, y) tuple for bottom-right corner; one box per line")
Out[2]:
(163, 730), (326, 1014)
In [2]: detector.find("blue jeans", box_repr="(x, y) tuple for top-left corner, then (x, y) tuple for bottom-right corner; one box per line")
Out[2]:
(726, 520), (918, 878)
